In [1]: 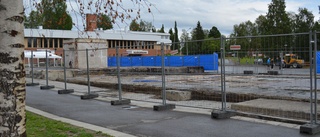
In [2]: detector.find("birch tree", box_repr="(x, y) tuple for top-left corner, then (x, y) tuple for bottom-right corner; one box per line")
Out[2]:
(0, 0), (26, 136)
(1, 0), (153, 136)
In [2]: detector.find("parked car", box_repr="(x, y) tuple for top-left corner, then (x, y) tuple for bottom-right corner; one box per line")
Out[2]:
(254, 58), (263, 64)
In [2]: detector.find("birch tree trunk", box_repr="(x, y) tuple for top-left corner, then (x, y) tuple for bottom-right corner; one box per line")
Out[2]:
(0, 0), (26, 136)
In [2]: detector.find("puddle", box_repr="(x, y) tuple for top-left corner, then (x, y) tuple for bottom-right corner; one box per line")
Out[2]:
(132, 79), (161, 82)
(122, 106), (139, 110)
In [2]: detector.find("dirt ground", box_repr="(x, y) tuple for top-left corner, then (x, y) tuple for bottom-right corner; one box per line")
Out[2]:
(67, 73), (316, 103)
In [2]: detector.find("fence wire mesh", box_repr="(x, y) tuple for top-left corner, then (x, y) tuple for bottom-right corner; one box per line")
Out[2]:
(224, 32), (317, 122)
(25, 31), (320, 124)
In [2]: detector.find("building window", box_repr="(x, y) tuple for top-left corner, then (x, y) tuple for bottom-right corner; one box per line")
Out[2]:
(33, 38), (37, 48)
(27, 38), (32, 48)
(108, 41), (111, 48)
(128, 41), (131, 49)
(120, 40), (123, 49)
(44, 39), (48, 48)
(59, 38), (63, 48)
(48, 39), (52, 48)
(54, 39), (59, 48)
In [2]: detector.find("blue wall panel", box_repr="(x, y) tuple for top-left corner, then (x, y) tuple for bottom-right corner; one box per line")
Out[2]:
(142, 56), (155, 66)
(131, 57), (142, 66)
(107, 53), (219, 70)
(121, 57), (131, 67)
(169, 56), (183, 67)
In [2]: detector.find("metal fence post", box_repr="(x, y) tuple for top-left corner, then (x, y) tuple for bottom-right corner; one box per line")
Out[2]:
(58, 49), (74, 94)
(40, 50), (55, 89)
(161, 42), (166, 106)
(300, 31), (320, 134)
(87, 49), (91, 94)
(211, 36), (235, 119)
(221, 37), (227, 111)
(111, 45), (131, 105)
(116, 44), (122, 100)
(26, 50), (39, 86)
(153, 42), (175, 111)
(80, 48), (98, 99)
(309, 31), (314, 124)
(313, 32), (318, 123)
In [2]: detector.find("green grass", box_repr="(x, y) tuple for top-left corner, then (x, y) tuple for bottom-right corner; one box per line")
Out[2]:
(227, 57), (255, 65)
(26, 111), (113, 137)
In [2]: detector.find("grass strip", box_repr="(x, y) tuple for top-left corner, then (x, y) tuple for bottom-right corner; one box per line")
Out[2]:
(26, 111), (113, 137)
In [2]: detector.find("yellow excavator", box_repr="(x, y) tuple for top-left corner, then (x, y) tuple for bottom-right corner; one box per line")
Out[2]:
(282, 54), (304, 68)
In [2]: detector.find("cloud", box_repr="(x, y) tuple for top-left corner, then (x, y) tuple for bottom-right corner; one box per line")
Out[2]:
(24, 0), (320, 36)
(140, 0), (270, 35)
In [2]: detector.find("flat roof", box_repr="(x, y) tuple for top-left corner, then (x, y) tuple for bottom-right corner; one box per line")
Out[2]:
(24, 29), (172, 44)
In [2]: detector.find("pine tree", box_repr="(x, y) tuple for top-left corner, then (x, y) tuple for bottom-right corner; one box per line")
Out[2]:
(173, 21), (180, 51)
(157, 24), (165, 33)
(191, 21), (205, 54)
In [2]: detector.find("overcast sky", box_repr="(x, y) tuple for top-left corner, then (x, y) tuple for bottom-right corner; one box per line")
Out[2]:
(24, 0), (320, 37)
(140, 0), (320, 36)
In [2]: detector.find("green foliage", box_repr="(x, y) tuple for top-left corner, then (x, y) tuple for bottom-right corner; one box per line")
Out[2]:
(229, 0), (318, 59)
(255, 15), (267, 35)
(25, 10), (43, 28)
(26, 111), (112, 137)
(239, 57), (255, 65)
(97, 14), (113, 30)
(152, 27), (156, 32)
(294, 8), (314, 33)
(208, 26), (221, 38)
(189, 21), (205, 54)
(129, 19), (140, 31)
(229, 20), (261, 55)
(227, 57), (255, 65)
(231, 0), (317, 36)
(139, 20), (154, 31)
(168, 28), (174, 43)
(201, 39), (220, 54)
(172, 21), (180, 51)
(192, 21), (205, 40)
(26, 0), (73, 30)
(157, 24), (165, 33)
(129, 19), (154, 32)
(41, 0), (73, 30)
(313, 21), (320, 31)
(180, 29), (191, 55)
(265, 0), (291, 34)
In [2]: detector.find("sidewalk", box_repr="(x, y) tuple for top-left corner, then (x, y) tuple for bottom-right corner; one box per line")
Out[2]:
(26, 78), (310, 137)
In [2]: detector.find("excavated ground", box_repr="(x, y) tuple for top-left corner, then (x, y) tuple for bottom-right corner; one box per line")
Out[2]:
(52, 68), (316, 103)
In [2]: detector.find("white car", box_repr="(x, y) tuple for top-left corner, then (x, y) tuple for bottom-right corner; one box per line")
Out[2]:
(254, 58), (263, 64)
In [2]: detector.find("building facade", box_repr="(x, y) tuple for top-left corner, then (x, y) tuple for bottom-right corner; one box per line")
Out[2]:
(24, 28), (172, 57)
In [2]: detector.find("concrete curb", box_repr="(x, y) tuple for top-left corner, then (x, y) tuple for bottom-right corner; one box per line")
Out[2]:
(26, 106), (136, 137)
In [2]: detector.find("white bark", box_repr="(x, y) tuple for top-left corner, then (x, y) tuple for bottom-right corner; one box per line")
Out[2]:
(0, 0), (26, 136)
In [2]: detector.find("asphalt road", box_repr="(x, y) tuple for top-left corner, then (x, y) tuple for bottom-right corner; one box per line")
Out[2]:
(26, 86), (313, 137)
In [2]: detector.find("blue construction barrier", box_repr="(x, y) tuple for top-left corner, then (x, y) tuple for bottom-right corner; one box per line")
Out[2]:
(107, 53), (219, 71)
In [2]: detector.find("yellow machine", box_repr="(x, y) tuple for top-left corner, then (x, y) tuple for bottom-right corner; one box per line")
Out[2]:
(283, 54), (304, 68)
